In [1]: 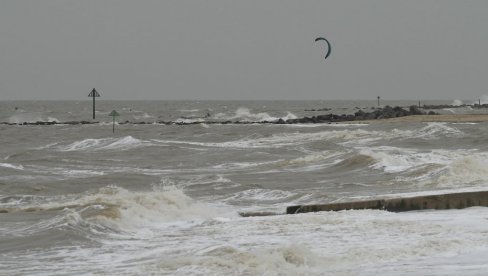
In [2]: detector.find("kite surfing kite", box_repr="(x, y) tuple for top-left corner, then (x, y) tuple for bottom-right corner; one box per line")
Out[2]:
(315, 37), (331, 60)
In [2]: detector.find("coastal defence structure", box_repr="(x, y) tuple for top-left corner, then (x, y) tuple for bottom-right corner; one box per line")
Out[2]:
(287, 191), (488, 214)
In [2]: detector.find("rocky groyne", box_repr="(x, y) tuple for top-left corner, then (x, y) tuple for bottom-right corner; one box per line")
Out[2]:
(1, 105), (436, 126)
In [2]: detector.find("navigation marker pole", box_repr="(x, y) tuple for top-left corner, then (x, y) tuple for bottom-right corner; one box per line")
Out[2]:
(377, 96), (380, 107)
(88, 88), (101, 119)
(109, 110), (120, 133)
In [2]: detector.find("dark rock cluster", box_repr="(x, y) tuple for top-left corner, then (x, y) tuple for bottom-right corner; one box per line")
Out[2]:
(279, 105), (432, 124)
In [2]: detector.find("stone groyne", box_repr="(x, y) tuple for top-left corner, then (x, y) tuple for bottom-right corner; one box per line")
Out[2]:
(2, 105), (433, 126)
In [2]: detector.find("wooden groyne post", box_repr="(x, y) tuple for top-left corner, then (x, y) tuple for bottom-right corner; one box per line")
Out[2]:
(287, 191), (488, 214)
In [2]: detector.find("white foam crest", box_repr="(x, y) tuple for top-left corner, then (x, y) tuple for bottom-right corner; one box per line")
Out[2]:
(57, 136), (151, 151)
(451, 99), (463, 106)
(154, 129), (381, 149)
(282, 112), (298, 120)
(7, 113), (59, 124)
(77, 185), (233, 229)
(225, 189), (296, 204)
(214, 107), (277, 122)
(212, 160), (278, 170)
(167, 244), (320, 275)
(153, 209), (488, 275)
(133, 112), (154, 120)
(162, 174), (234, 187)
(213, 107), (296, 122)
(6, 185), (234, 234)
(266, 151), (345, 173)
(174, 118), (205, 123)
(47, 117), (60, 122)
(0, 162), (24, 170)
(286, 151), (340, 166)
(416, 123), (464, 138)
(391, 122), (464, 140)
(359, 147), (460, 173)
(427, 155), (488, 188)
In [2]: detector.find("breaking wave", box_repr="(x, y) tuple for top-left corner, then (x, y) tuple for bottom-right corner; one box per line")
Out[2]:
(56, 136), (151, 151)
(213, 107), (297, 122)
(154, 129), (381, 149)
(0, 162), (25, 170)
(391, 123), (464, 140)
(2, 185), (232, 235)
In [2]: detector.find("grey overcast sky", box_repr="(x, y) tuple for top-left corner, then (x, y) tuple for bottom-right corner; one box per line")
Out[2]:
(1, 1), (487, 100)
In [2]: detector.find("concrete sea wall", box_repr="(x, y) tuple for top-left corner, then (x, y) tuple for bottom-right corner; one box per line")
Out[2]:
(287, 191), (488, 214)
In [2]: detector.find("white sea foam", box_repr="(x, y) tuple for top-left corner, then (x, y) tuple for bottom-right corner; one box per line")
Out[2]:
(0, 162), (25, 170)
(5, 185), (235, 233)
(229, 189), (296, 202)
(154, 128), (381, 149)
(391, 122), (464, 140)
(133, 112), (154, 120)
(174, 118), (205, 123)
(150, 208), (488, 275)
(56, 136), (151, 151)
(359, 147), (467, 173)
(213, 107), (297, 122)
(415, 122), (464, 138)
(8, 113), (60, 124)
(5, 191), (488, 275)
(430, 155), (488, 187)
(451, 99), (463, 106)
(358, 145), (488, 187)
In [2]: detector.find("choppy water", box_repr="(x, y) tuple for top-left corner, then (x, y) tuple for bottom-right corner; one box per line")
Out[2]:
(2, 100), (488, 275)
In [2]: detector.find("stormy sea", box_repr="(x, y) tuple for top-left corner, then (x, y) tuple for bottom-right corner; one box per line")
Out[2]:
(2, 100), (488, 275)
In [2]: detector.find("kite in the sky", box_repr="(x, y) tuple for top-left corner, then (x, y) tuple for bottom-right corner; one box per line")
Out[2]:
(315, 37), (331, 60)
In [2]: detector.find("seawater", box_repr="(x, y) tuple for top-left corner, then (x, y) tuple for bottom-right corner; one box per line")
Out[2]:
(1, 100), (488, 275)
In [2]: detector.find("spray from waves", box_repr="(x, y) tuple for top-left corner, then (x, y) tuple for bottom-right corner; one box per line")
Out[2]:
(2, 185), (236, 237)
(391, 122), (464, 140)
(213, 107), (297, 122)
(358, 147), (461, 173)
(133, 112), (154, 120)
(174, 118), (206, 124)
(8, 113), (60, 124)
(398, 154), (488, 188)
(357, 145), (488, 188)
(415, 123), (464, 138)
(55, 136), (152, 152)
(451, 99), (463, 106)
(434, 156), (488, 187)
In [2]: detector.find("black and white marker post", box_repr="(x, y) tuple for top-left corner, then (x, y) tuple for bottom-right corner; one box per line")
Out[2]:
(88, 88), (101, 120)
